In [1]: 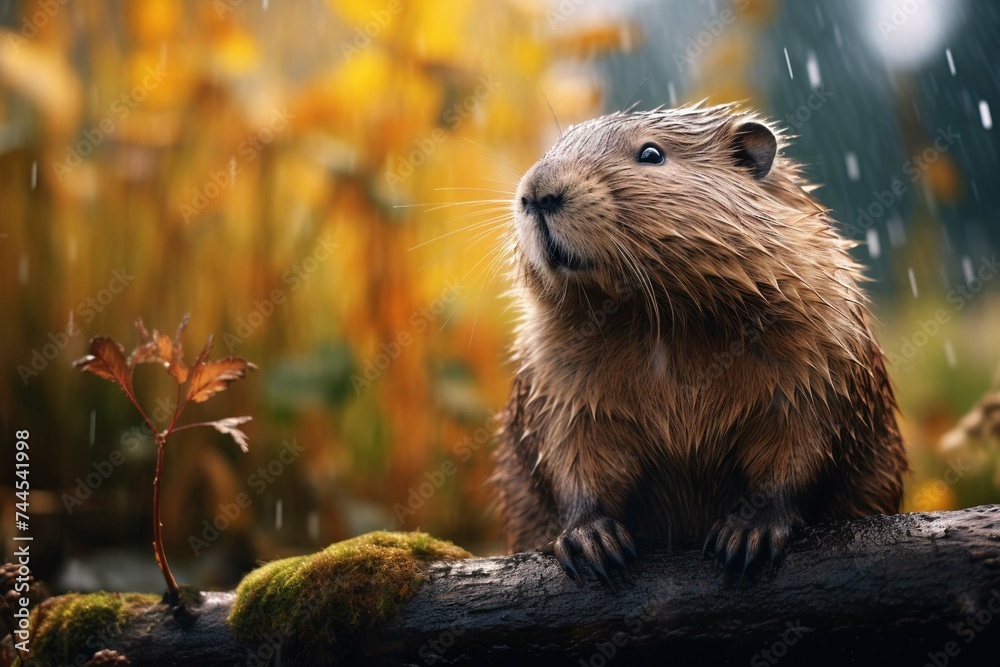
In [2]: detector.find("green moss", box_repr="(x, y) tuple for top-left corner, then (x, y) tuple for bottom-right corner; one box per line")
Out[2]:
(174, 584), (204, 607)
(228, 531), (471, 653)
(27, 591), (159, 667)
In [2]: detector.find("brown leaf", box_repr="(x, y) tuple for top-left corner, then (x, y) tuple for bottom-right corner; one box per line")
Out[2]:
(129, 316), (191, 383)
(73, 338), (134, 396)
(172, 314), (190, 376)
(186, 344), (257, 404)
(206, 416), (253, 452)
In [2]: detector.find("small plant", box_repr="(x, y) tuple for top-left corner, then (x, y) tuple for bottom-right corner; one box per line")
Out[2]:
(73, 315), (256, 603)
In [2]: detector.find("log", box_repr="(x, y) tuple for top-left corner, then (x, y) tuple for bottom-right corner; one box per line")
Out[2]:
(7, 505), (1000, 666)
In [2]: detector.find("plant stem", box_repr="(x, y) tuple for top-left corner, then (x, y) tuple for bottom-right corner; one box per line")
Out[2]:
(152, 434), (179, 602)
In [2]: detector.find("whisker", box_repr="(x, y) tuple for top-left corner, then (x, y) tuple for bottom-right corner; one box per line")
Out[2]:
(609, 237), (643, 304)
(530, 75), (563, 139)
(409, 209), (512, 250)
(434, 187), (516, 196)
(578, 284), (605, 344)
(487, 243), (516, 295)
(466, 239), (513, 346)
(414, 219), (511, 269)
(439, 243), (506, 337)
(461, 222), (511, 252)
(611, 233), (660, 338)
(433, 203), (511, 224)
(394, 198), (510, 212)
(456, 234), (509, 285)
(481, 176), (520, 188)
(460, 138), (525, 183)
(465, 221), (513, 253)
(621, 76), (649, 113)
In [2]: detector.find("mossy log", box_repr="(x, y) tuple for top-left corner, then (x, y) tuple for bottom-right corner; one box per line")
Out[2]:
(6, 506), (1000, 666)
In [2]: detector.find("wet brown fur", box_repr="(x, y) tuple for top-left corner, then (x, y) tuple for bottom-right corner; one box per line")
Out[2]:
(493, 103), (909, 579)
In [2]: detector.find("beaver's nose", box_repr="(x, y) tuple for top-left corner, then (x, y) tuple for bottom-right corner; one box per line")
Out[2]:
(522, 192), (564, 214)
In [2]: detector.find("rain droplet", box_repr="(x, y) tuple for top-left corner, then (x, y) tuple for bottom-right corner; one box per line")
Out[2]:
(806, 51), (821, 89)
(68, 235), (77, 264)
(866, 228), (881, 259)
(979, 100), (993, 130)
(833, 24), (843, 48)
(945, 48), (956, 76)
(667, 81), (677, 107)
(814, 5), (825, 28)
(308, 511), (320, 542)
(845, 152), (860, 181)
(783, 47), (794, 79)
(275, 499), (283, 530)
(944, 340), (957, 368)
(18, 255), (28, 284)
(908, 268), (919, 299)
(89, 410), (96, 447)
(962, 256), (974, 285)
(262, 0), (269, 9)
(887, 216), (906, 247)
(31, 161), (37, 189)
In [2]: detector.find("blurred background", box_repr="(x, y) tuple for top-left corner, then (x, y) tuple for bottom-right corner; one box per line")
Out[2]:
(1, 0), (998, 593)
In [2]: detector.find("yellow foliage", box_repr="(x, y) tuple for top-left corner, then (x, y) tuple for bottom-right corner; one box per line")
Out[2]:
(212, 26), (261, 75)
(907, 479), (959, 512)
(0, 32), (82, 134)
(128, 0), (181, 44)
(551, 22), (643, 57)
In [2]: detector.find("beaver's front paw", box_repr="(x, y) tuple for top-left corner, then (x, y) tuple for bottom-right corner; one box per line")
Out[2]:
(702, 502), (795, 585)
(547, 517), (636, 589)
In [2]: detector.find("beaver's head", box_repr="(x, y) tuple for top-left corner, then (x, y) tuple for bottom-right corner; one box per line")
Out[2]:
(511, 104), (852, 321)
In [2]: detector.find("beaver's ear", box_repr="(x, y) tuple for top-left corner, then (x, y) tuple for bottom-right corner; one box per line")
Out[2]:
(731, 122), (777, 180)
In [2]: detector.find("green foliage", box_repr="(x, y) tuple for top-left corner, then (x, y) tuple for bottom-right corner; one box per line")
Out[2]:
(263, 342), (356, 413)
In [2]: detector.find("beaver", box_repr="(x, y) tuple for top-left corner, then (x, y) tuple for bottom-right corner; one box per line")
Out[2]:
(493, 103), (909, 586)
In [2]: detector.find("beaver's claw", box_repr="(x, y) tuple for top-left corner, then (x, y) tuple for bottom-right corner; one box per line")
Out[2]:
(547, 516), (637, 590)
(702, 503), (793, 586)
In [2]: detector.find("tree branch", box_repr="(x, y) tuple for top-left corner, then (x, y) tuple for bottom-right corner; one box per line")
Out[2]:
(7, 505), (1000, 666)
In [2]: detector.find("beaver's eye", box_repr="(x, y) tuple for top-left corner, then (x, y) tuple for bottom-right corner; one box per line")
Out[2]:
(637, 143), (665, 165)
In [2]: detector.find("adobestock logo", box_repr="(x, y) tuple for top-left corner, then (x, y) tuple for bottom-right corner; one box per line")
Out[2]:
(18, 268), (135, 385)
